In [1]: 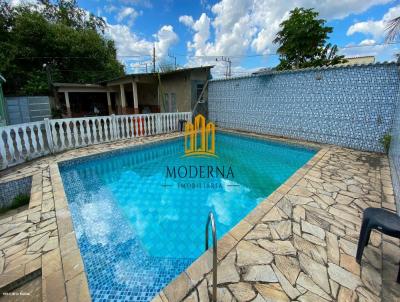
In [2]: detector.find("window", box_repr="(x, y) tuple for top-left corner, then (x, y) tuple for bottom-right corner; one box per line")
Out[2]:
(170, 93), (177, 112)
(163, 93), (169, 112)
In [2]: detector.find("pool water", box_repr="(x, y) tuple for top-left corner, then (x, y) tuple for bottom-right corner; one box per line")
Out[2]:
(60, 132), (316, 302)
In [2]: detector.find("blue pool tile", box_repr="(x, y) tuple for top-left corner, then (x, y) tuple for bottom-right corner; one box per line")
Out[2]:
(60, 133), (316, 301)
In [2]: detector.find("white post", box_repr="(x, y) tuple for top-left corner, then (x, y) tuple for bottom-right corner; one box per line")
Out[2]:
(64, 92), (72, 117)
(107, 92), (112, 115)
(120, 84), (127, 114)
(156, 115), (161, 134)
(44, 118), (54, 153)
(111, 114), (117, 140)
(132, 81), (139, 114)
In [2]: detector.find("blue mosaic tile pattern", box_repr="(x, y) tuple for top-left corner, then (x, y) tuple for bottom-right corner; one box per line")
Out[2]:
(389, 82), (400, 213)
(0, 176), (32, 208)
(208, 63), (400, 153)
(60, 133), (315, 301)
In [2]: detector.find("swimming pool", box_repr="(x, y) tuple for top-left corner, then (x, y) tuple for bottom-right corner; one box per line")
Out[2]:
(60, 132), (316, 302)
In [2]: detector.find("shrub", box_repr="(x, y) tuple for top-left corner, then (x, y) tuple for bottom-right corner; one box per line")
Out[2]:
(380, 134), (392, 154)
(0, 194), (30, 214)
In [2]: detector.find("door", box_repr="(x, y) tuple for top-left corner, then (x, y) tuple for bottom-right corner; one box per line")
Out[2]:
(6, 97), (30, 125)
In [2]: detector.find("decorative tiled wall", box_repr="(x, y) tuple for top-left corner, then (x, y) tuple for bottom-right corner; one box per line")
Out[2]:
(389, 73), (400, 212)
(208, 63), (400, 153)
(0, 176), (32, 208)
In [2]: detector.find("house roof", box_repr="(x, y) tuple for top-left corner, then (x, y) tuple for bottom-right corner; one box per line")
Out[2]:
(345, 55), (375, 60)
(53, 65), (214, 90)
(100, 65), (214, 85)
(53, 83), (104, 88)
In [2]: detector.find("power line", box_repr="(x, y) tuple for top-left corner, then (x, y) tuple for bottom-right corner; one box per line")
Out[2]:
(13, 41), (400, 61)
(169, 41), (400, 58)
(216, 56), (232, 78)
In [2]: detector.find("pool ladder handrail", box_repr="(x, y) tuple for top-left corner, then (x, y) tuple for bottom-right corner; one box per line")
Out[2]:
(205, 212), (217, 302)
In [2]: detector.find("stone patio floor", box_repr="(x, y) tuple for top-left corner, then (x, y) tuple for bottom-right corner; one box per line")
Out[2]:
(0, 130), (399, 302)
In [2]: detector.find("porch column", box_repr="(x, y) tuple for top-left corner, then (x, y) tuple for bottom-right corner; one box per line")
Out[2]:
(120, 84), (127, 114)
(132, 81), (139, 114)
(64, 91), (72, 117)
(107, 92), (112, 115)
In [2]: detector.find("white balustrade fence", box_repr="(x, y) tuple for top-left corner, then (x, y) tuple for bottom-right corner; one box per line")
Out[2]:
(0, 112), (192, 169)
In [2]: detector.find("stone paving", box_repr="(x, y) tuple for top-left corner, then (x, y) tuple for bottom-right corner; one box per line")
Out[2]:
(0, 132), (183, 301)
(0, 130), (399, 302)
(153, 142), (400, 302)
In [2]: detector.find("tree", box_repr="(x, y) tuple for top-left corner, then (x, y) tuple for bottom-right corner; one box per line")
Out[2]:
(0, 0), (124, 95)
(38, 0), (106, 33)
(385, 16), (400, 42)
(273, 8), (346, 70)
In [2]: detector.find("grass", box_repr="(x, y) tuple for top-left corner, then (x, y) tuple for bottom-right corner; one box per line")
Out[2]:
(380, 134), (392, 154)
(0, 194), (30, 214)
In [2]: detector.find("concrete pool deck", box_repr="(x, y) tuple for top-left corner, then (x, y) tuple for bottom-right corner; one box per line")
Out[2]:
(0, 130), (399, 301)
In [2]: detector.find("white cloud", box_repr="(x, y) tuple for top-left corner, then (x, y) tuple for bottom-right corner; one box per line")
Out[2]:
(105, 23), (178, 72)
(116, 7), (141, 26)
(187, 13), (211, 54)
(105, 23), (152, 57)
(340, 41), (399, 61)
(9, 0), (38, 6)
(179, 0), (393, 75)
(104, 5), (118, 13)
(119, 0), (153, 9)
(360, 39), (376, 46)
(347, 5), (400, 39)
(179, 15), (194, 27)
(153, 25), (179, 59)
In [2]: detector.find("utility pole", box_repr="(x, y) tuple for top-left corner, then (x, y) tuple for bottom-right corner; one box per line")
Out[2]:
(216, 56), (232, 78)
(43, 62), (59, 110)
(43, 63), (52, 89)
(168, 52), (177, 70)
(152, 44), (156, 73)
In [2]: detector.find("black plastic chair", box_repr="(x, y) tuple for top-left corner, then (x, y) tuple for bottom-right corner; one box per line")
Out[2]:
(356, 207), (400, 283)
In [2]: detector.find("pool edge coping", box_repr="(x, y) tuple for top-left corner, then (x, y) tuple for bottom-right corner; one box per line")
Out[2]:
(0, 130), (327, 301)
(47, 133), (189, 302)
(50, 129), (328, 302)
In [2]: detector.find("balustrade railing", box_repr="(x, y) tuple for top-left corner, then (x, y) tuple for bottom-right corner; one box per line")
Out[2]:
(0, 112), (192, 170)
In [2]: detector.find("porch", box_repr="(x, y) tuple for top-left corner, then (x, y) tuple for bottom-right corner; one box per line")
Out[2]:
(54, 78), (160, 118)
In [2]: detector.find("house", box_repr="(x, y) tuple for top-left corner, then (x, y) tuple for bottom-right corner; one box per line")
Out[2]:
(339, 56), (375, 66)
(53, 66), (213, 117)
(0, 75), (6, 126)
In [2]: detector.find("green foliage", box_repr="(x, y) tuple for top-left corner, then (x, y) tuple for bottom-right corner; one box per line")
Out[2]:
(0, 193), (30, 214)
(0, 0), (124, 96)
(273, 8), (346, 70)
(38, 0), (106, 33)
(380, 133), (392, 153)
(51, 107), (63, 118)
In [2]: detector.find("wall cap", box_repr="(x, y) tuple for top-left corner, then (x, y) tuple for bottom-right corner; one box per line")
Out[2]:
(210, 61), (399, 82)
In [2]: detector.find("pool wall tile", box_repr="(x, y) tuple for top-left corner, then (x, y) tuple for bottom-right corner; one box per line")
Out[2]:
(0, 176), (32, 208)
(208, 63), (400, 153)
(389, 72), (400, 212)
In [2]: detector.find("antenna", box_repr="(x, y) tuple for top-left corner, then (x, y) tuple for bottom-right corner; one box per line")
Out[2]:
(152, 44), (156, 72)
(168, 51), (177, 70)
(215, 56), (231, 78)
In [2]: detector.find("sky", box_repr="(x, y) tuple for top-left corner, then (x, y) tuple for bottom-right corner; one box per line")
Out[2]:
(10, 0), (400, 77)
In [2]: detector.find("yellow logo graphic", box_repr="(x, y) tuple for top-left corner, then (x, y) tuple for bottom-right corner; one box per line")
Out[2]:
(184, 114), (216, 157)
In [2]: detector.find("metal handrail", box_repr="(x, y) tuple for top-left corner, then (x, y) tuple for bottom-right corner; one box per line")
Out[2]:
(205, 211), (217, 302)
